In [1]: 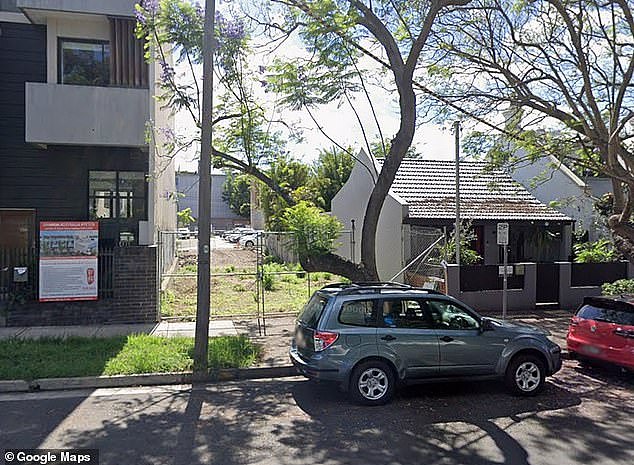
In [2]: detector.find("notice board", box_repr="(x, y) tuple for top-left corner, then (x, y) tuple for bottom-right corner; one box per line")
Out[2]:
(39, 221), (99, 302)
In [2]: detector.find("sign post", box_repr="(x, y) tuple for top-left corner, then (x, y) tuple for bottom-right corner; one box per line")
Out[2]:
(497, 222), (509, 321)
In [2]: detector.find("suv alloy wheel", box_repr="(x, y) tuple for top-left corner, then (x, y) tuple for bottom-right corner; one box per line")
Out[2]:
(350, 360), (396, 406)
(505, 354), (546, 396)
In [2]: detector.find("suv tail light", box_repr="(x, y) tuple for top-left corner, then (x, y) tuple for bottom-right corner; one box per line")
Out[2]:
(314, 331), (339, 352)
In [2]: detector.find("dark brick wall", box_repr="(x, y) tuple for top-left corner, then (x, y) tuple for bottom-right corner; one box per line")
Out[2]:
(7, 246), (158, 326)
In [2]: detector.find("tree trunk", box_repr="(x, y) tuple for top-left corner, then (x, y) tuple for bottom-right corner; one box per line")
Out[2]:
(299, 253), (375, 282)
(359, 73), (417, 280)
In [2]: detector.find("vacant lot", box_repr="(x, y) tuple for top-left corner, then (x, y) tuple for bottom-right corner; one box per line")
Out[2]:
(161, 251), (341, 318)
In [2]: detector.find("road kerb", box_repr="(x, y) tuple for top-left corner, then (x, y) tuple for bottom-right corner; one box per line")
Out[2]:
(0, 380), (30, 393)
(8, 366), (299, 393)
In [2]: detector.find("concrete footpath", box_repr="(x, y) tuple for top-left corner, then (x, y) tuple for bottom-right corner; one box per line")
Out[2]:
(0, 320), (238, 340)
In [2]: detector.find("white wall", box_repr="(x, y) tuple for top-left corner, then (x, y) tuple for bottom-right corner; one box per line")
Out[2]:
(331, 149), (408, 281)
(147, 48), (177, 241)
(511, 153), (607, 241)
(18, 0), (136, 18)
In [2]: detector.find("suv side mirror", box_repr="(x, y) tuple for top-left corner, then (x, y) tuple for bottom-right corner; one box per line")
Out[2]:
(480, 317), (494, 332)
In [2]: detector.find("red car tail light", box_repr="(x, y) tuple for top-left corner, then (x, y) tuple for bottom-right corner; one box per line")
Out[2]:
(570, 317), (580, 326)
(314, 331), (339, 351)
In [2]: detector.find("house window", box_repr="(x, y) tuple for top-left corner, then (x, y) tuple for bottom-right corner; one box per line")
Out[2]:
(89, 171), (146, 220)
(59, 39), (110, 86)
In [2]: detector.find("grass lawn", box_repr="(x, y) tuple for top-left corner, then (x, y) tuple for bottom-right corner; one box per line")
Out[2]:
(161, 263), (343, 318)
(0, 334), (259, 380)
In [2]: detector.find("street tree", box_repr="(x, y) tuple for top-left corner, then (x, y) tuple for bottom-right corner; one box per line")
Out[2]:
(137, 0), (471, 280)
(428, 0), (634, 258)
(265, 0), (471, 279)
(135, 0), (296, 205)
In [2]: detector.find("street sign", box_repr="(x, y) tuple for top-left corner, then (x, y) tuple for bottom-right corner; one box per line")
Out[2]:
(498, 265), (513, 276)
(497, 222), (509, 246)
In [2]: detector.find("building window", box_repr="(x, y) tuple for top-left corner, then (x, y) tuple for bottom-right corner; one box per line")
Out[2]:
(59, 39), (110, 86)
(89, 171), (146, 220)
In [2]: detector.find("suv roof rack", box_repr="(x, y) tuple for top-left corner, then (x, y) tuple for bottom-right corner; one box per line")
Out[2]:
(318, 282), (445, 296)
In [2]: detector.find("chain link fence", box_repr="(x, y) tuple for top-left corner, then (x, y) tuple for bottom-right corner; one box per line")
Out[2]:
(401, 226), (447, 291)
(157, 230), (354, 331)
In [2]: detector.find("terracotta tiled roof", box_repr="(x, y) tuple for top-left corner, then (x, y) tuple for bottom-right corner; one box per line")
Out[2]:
(379, 159), (571, 221)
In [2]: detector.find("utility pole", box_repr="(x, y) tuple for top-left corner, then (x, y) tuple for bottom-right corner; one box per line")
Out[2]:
(193, 0), (216, 377)
(453, 121), (461, 266)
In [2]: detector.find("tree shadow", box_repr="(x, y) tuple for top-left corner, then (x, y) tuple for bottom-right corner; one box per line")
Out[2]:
(11, 365), (632, 465)
(277, 379), (581, 465)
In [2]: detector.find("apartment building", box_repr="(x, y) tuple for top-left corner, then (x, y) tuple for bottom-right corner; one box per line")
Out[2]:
(0, 0), (176, 325)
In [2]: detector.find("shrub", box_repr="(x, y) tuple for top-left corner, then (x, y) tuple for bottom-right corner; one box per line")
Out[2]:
(263, 273), (275, 291)
(602, 279), (634, 296)
(573, 239), (617, 263)
(281, 201), (342, 259)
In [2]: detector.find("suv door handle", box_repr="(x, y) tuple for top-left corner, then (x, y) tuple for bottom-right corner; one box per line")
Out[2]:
(440, 336), (454, 342)
(380, 335), (397, 341)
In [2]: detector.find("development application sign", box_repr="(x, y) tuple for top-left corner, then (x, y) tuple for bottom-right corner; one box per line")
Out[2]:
(39, 222), (99, 302)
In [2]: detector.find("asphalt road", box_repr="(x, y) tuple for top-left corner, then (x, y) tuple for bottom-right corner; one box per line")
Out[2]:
(1, 361), (632, 465)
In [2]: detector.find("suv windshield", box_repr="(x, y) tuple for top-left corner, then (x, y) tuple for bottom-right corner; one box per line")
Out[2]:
(298, 293), (330, 328)
(577, 304), (634, 326)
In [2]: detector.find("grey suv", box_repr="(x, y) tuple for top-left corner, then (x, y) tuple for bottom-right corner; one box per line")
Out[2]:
(290, 283), (562, 405)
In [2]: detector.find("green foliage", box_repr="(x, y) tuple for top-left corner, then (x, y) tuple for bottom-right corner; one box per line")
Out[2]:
(435, 221), (482, 265)
(177, 207), (196, 227)
(438, 240), (482, 266)
(573, 239), (617, 263)
(602, 279), (634, 296)
(282, 201), (343, 259)
(260, 157), (313, 230)
(262, 273), (275, 291)
(222, 171), (251, 218)
(309, 147), (354, 211)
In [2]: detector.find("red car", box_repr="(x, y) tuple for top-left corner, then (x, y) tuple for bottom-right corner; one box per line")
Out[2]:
(567, 296), (634, 371)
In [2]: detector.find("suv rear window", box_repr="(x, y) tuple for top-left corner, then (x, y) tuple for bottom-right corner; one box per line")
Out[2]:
(298, 293), (329, 328)
(577, 304), (634, 326)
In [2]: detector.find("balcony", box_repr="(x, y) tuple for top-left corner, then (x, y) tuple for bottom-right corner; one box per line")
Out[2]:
(25, 82), (149, 147)
(17, 0), (136, 22)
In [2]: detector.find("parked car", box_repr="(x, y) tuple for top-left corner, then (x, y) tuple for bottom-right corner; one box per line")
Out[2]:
(239, 232), (261, 248)
(290, 282), (562, 405)
(177, 227), (193, 239)
(224, 227), (255, 243)
(567, 296), (634, 371)
(221, 226), (247, 241)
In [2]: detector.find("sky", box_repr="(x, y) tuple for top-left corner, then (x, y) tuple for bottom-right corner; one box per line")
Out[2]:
(172, 6), (457, 173)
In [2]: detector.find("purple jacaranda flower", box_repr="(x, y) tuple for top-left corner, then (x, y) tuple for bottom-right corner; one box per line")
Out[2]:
(159, 59), (175, 83)
(158, 126), (176, 141)
(141, 0), (159, 15)
(134, 8), (147, 25)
